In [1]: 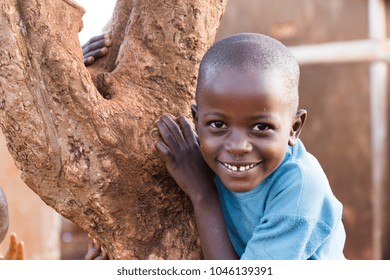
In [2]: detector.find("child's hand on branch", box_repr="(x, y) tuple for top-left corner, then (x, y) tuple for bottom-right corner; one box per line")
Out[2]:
(155, 115), (215, 202)
(82, 34), (112, 66)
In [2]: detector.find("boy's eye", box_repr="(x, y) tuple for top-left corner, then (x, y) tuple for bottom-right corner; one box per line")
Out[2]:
(252, 123), (270, 131)
(209, 121), (227, 129)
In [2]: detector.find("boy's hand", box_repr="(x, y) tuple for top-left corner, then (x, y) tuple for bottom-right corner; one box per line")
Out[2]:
(156, 115), (238, 259)
(85, 235), (108, 260)
(82, 34), (112, 66)
(155, 115), (214, 201)
(0, 232), (24, 260)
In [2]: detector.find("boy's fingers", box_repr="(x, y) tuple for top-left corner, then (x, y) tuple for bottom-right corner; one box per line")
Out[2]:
(92, 238), (101, 249)
(83, 48), (106, 60)
(82, 39), (111, 54)
(85, 239), (99, 260)
(9, 232), (16, 240)
(95, 247), (108, 260)
(159, 115), (186, 146)
(4, 249), (15, 260)
(16, 241), (24, 260)
(83, 48), (109, 66)
(85, 238), (107, 260)
(85, 248), (99, 260)
(82, 34), (106, 48)
(4, 251), (15, 260)
(84, 56), (95, 66)
(9, 233), (17, 249)
(5, 244), (16, 260)
(178, 116), (198, 146)
(156, 120), (179, 151)
(5, 234), (17, 259)
(155, 141), (175, 165)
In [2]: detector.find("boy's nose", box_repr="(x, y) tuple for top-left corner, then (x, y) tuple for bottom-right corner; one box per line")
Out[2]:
(225, 131), (252, 156)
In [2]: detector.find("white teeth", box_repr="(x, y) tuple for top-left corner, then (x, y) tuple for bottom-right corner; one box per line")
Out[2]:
(223, 162), (258, 172)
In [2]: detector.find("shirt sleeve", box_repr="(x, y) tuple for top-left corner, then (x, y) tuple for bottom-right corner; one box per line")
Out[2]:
(240, 214), (332, 259)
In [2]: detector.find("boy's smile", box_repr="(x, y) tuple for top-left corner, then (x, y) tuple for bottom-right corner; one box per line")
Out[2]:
(193, 67), (305, 193)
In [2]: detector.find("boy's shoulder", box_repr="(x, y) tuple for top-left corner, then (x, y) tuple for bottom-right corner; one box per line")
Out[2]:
(267, 140), (342, 220)
(268, 140), (335, 205)
(274, 140), (328, 187)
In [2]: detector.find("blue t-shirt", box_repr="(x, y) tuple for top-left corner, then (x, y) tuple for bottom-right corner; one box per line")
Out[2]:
(214, 139), (346, 260)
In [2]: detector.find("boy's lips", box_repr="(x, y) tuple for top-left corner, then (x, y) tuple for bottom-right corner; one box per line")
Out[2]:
(217, 160), (262, 173)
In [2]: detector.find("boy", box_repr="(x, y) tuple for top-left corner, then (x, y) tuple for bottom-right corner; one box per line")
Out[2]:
(0, 187), (24, 260)
(155, 33), (346, 259)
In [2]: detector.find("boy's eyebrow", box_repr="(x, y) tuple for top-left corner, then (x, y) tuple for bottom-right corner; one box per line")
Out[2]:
(203, 112), (226, 118)
(249, 114), (280, 123)
(203, 111), (280, 122)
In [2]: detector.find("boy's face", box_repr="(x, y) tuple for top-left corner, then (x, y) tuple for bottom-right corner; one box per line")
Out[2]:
(193, 67), (305, 193)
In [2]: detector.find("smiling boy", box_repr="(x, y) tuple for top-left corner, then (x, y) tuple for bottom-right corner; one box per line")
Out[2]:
(156, 33), (346, 259)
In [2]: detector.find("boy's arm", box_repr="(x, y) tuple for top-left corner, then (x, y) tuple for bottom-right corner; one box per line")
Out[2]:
(155, 115), (238, 259)
(82, 34), (112, 66)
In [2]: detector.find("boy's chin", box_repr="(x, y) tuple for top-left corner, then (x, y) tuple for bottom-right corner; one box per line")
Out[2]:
(219, 177), (260, 193)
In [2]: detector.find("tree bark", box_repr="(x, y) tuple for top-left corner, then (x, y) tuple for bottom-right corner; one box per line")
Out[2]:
(0, 0), (226, 259)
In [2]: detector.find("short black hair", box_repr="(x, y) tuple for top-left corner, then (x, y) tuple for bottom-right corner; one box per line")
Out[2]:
(0, 187), (9, 243)
(196, 33), (299, 110)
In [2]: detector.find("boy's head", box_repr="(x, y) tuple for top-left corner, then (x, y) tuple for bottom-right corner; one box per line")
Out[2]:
(192, 33), (307, 193)
(0, 187), (9, 243)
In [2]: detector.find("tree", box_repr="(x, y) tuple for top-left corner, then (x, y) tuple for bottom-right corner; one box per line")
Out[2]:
(0, 0), (227, 259)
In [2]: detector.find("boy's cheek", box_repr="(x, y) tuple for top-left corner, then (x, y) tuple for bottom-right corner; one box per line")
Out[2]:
(198, 136), (218, 163)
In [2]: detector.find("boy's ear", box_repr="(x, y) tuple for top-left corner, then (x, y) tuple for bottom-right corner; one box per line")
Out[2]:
(191, 104), (199, 131)
(288, 109), (307, 146)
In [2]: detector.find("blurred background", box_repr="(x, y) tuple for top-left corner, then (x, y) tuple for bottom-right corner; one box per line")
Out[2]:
(1, 0), (390, 260)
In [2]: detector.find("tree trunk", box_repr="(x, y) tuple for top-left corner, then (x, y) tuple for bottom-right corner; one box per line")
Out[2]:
(0, 0), (226, 259)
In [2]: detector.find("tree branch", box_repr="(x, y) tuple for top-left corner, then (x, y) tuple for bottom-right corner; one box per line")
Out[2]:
(0, 0), (227, 259)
